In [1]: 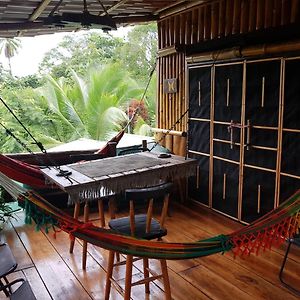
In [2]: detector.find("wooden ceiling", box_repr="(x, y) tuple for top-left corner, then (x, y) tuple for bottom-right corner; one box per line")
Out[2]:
(0, 0), (207, 37)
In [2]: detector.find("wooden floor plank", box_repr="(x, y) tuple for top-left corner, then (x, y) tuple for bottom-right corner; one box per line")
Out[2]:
(0, 202), (299, 300)
(10, 214), (93, 300)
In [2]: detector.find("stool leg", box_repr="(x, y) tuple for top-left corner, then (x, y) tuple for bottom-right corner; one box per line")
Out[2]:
(160, 259), (171, 300)
(124, 255), (133, 300)
(105, 251), (115, 300)
(82, 201), (89, 270)
(69, 202), (80, 253)
(98, 199), (105, 228)
(143, 258), (150, 293)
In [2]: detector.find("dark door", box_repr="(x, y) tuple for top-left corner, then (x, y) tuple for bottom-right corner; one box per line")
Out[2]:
(188, 66), (211, 205)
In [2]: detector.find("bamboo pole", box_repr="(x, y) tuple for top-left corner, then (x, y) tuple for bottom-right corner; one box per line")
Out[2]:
(173, 135), (181, 155)
(174, 14), (180, 45)
(211, 2), (219, 39)
(275, 58), (284, 207)
(264, 0), (273, 28)
(248, 0), (257, 32)
(272, 0), (282, 27)
(151, 128), (187, 136)
(291, 0), (299, 23)
(198, 6), (204, 42)
(191, 8), (198, 44)
(232, 0), (241, 34)
(204, 4), (212, 41)
(179, 136), (187, 157)
(186, 11), (192, 45)
(240, 0), (249, 34)
(165, 134), (173, 153)
(218, 0), (225, 38)
(256, 0), (265, 30)
(225, 0), (234, 36)
(281, 0), (291, 26)
(158, 21), (162, 50)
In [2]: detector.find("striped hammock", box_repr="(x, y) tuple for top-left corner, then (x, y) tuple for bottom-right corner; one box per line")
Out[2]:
(0, 171), (299, 260)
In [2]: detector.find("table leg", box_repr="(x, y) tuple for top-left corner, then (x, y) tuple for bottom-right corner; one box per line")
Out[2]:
(82, 200), (89, 270)
(69, 202), (80, 254)
(98, 199), (105, 228)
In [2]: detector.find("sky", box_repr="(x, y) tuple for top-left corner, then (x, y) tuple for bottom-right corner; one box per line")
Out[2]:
(0, 27), (131, 77)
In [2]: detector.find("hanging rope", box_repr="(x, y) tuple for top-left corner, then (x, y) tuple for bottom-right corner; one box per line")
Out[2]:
(123, 57), (157, 132)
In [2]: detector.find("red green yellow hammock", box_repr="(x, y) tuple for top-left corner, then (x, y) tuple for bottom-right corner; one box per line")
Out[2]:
(1, 169), (299, 260)
(20, 188), (300, 260)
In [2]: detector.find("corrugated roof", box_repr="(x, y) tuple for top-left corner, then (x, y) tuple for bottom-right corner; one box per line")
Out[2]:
(0, 0), (198, 37)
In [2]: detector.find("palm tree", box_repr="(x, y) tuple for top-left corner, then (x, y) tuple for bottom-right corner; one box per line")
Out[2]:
(0, 38), (22, 76)
(36, 63), (144, 145)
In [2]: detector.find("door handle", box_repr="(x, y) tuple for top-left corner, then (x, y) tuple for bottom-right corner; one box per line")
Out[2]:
(245, 119), (251, 150)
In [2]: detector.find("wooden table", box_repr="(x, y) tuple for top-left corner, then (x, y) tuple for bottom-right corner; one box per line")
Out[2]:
(41, 152), (197, 269)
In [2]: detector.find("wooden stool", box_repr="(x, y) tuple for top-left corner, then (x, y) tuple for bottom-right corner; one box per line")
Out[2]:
(105, 182), (173, 300)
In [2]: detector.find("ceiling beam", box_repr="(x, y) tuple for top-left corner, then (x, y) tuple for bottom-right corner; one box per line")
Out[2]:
(100, 0), (129, 16)
(29, 0), (53, 21)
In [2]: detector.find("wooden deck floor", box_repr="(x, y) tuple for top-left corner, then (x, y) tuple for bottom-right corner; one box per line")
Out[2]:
(0, 202), (299, 300)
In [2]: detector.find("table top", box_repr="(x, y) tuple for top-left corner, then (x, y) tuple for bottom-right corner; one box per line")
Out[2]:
(41, 152), (197, 202)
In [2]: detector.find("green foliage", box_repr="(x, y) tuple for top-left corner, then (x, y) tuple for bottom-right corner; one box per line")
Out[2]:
(0, 24), (158, 153)
(0, 187), (15, 229)
(39, 32), (124, 80)
(118, 23), (158, 83)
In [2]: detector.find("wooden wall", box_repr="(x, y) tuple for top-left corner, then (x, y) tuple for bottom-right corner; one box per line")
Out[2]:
(157, 0), (300, 137)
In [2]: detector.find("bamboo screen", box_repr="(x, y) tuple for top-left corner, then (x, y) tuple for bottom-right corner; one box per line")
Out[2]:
(157, 0), (300, 132)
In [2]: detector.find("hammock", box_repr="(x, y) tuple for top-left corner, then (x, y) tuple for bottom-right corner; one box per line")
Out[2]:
(0, 170), (299, 260)
(0, 130), (125, 189)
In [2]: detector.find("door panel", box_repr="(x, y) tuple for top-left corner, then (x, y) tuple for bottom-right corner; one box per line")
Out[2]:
(284, 59), (300, 129)
(242, 168), (276, 223)
(245, 60), (281, 127)
(188, 120), (210, 154)
(212, 159), (239, 218)
(279, 175), (300, 205)
(281, 131), (300, 177)
(214, 64), (243, 122)
(188, 154), (210, 206)
(189, 66), (211, 119)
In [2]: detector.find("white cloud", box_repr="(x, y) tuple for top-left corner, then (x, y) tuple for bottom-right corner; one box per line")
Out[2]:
(0, 26), (131, 77)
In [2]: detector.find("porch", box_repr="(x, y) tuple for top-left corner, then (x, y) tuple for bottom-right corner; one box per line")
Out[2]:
(0, 201), (299, 300)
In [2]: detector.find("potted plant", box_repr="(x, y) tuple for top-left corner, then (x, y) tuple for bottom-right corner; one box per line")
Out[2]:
(0, 187), (18, 232)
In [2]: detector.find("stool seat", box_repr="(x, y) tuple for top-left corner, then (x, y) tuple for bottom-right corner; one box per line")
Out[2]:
(109, 214), (167, 240)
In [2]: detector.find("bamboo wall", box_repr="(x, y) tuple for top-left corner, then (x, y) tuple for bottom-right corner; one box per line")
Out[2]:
(157, 0), (300, 138)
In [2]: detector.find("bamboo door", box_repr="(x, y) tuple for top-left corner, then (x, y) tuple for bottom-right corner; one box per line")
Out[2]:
(241, 59), (281, 223)
(212, 62), (243, 219)
(188, 65), (212, 206)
